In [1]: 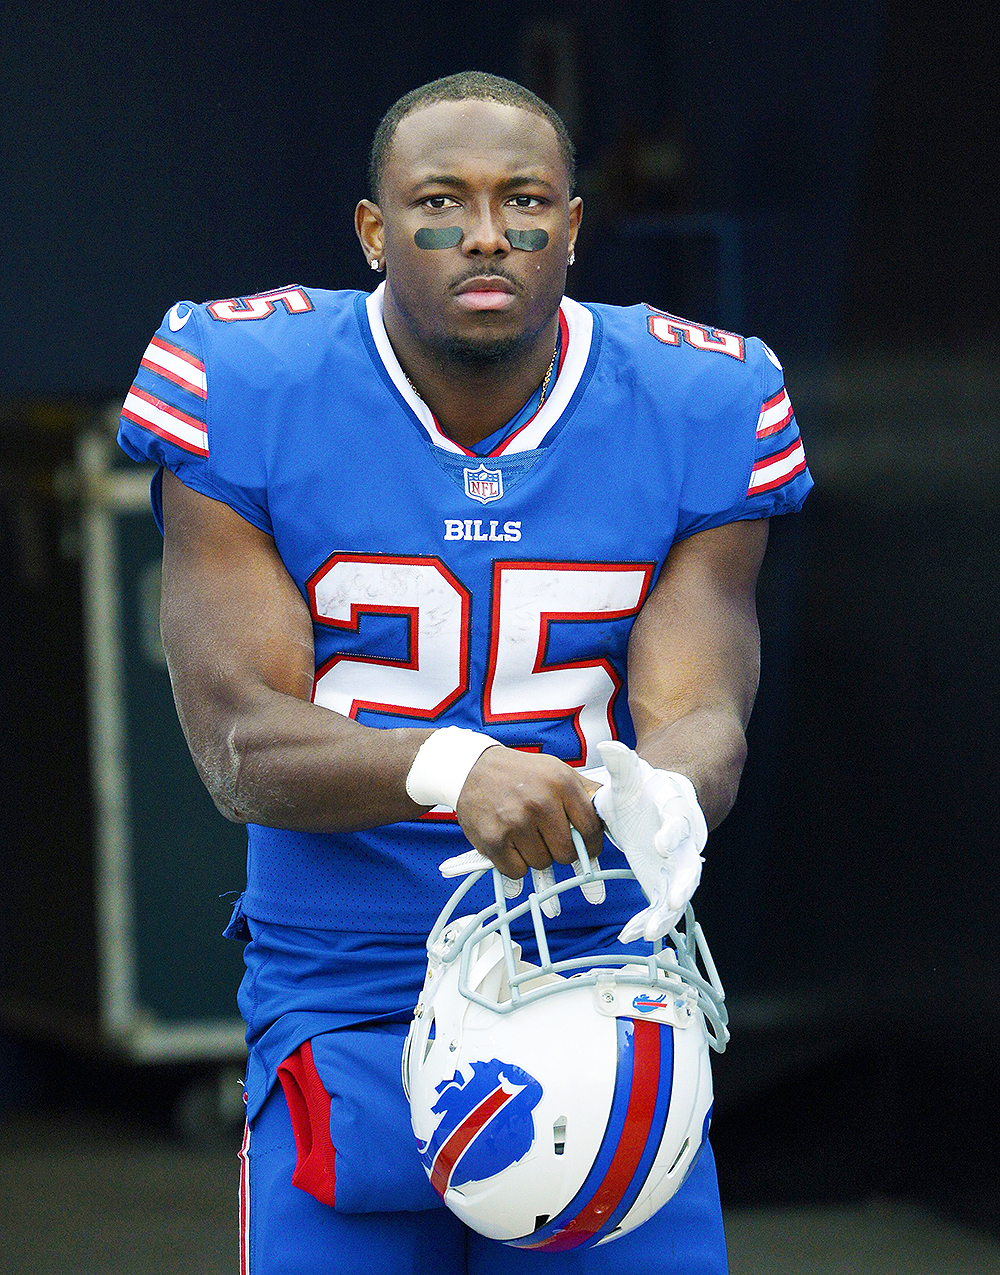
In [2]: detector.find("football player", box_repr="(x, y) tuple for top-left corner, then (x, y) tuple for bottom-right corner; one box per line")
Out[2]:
(119, 71), (811, 1274)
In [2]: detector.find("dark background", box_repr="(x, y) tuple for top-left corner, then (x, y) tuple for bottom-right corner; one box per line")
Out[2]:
(2, 0), (997, 1243)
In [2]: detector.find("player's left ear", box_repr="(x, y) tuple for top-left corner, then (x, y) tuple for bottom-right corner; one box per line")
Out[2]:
(568, 196), (583, 262)
(355, 200), (385, 272)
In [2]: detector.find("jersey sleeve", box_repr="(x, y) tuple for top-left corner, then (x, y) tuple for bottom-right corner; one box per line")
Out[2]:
(116, 303), (272, 534)
(673, 336), (813, 542)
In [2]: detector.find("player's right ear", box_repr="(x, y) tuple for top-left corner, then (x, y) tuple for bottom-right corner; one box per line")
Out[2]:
(356, 200), (385, 271)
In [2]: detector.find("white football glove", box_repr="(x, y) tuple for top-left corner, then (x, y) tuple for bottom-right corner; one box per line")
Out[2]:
(587, 740), (707, 944)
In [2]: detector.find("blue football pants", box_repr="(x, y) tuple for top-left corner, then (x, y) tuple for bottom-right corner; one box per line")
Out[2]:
(239, 1065), (728, 1275)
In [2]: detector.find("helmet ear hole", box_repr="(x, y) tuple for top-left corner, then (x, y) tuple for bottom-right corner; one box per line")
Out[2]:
(666, 1135), (690, 1176)
(421, 1010), (436, 1064)
(552, 1116), (567, 1156)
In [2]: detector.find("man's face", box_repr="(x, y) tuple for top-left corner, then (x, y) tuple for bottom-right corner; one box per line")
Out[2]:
(372, 99), (581, 364)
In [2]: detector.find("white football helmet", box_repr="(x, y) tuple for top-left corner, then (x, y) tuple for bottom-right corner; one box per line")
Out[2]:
(403, 842), (728, 1251)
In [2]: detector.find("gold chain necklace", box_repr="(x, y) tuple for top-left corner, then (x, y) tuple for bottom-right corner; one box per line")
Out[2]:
(404, 343), (559, 409)
(537, 343), (559, 406)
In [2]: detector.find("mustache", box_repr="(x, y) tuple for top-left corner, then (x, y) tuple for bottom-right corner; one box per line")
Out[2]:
(448, 266), (521, 292)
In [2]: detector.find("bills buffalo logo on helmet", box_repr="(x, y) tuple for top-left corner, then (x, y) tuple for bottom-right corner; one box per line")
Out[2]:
(418, 1058), (543, 1197)
(632, 992), (670, 1013)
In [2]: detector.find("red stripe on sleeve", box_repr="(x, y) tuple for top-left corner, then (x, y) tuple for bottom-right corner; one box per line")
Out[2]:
(149, 334), (205, 371)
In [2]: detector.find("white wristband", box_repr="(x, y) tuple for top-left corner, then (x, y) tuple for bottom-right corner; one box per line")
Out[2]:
(405, 727), (502, 811)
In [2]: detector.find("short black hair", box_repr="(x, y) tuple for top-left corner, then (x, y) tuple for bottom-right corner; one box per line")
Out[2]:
(368, 71), (576, 204)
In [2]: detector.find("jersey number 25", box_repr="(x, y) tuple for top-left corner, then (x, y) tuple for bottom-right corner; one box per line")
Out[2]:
(306, 554), (653, 766)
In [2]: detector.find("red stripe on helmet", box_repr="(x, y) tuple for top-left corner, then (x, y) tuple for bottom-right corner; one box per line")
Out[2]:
(524, 1019), (662, 1250)
(429, 1085), (513, 1198)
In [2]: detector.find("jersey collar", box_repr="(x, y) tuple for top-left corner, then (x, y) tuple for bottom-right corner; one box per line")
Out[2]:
(364, 282), (593, 456)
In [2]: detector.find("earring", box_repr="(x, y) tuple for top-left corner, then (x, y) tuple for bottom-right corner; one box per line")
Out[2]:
(370, 258), (382, 271)
(568, 250), (576, 266)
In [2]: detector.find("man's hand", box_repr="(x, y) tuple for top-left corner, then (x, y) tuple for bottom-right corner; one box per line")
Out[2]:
(455, 746), (604, 877)
(439, 747), (604, 916)
(588, 741), (707, 943)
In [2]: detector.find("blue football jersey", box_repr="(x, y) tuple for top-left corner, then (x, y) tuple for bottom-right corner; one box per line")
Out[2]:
(118, 283), (812, 933)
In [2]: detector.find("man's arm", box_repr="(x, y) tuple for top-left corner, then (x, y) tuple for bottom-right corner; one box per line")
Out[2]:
(624, 518), (769, 829)
(159, 469), (603, 869)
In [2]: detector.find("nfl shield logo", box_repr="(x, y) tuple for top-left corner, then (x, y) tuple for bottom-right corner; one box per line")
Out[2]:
(464, 464), (504, 505)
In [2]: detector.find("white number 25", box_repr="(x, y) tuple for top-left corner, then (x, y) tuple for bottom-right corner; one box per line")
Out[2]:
(307, 554), (653, 767)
